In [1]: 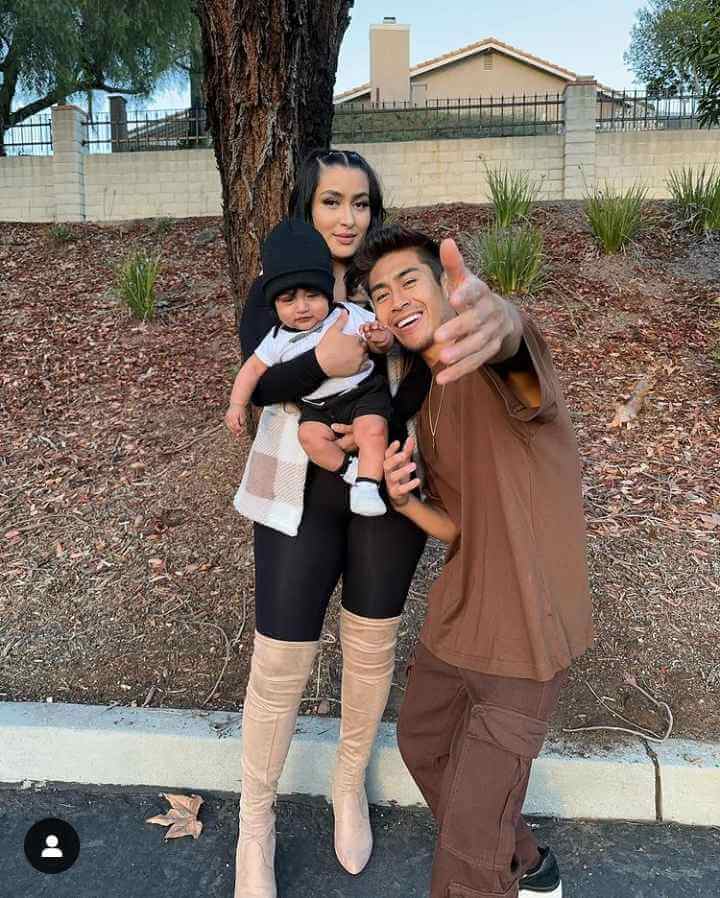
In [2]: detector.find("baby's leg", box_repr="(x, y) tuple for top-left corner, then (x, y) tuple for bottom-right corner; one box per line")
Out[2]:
(298, 421), (346, 473)
(349, 414), (388, 517)
(353, 414), (388, 482)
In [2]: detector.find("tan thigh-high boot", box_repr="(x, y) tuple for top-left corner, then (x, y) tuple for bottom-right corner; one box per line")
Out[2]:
(332, 607), (401, 875)
(234, 630), (319, 898)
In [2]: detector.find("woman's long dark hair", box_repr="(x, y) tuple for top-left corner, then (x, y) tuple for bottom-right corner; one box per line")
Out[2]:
(288, 148), (387, 301)
(288, 148), (386, 232)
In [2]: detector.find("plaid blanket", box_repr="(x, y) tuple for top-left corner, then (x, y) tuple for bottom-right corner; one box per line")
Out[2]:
(233, 344), (421, 536)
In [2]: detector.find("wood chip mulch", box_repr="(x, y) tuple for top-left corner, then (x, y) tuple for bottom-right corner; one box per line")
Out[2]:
(1, 202), (718, 744)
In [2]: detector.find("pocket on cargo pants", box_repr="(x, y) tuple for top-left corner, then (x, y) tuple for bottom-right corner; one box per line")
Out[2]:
(440, 701), (548, 872)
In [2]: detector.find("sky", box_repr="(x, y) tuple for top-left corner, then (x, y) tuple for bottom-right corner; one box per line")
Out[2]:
(147, 0), (647, 112)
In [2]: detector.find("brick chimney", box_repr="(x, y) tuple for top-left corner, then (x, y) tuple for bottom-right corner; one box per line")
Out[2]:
(369, 17), (410, 105)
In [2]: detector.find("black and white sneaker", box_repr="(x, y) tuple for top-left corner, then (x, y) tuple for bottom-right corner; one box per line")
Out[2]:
(518, 846), (562, 897)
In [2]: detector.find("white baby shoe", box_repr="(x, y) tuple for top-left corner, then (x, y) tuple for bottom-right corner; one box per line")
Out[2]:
(350, 481), (387, 516)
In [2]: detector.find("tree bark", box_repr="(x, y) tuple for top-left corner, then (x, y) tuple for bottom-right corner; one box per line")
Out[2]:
(197, 0), (353, 331)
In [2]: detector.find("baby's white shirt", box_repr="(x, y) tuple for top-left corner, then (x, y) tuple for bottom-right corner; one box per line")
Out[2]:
(254, 303), (376, 400)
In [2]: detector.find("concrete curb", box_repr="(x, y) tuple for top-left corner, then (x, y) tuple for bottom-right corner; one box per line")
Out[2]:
(1, 701), (717, 825)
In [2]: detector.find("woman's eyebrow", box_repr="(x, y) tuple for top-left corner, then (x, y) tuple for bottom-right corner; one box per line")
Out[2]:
(319, 189), (369, 200)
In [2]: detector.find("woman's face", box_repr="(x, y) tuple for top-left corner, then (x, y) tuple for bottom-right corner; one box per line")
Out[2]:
(311, 164), (372, 263)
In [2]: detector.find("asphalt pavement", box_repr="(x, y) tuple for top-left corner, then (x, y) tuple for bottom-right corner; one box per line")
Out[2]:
(1, 784), (718, 898)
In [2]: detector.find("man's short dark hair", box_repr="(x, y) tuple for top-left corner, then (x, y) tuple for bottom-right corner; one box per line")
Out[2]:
(351, 224), (443, 291)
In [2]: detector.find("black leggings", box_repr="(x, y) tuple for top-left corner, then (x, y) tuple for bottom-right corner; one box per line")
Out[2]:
(254, 465), (427, 641)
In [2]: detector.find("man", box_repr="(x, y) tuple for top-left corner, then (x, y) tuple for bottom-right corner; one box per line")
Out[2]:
(352, 225), (594, 898)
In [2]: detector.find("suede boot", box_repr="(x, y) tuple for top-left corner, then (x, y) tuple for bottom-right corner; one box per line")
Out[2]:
(234, 631), (319, 898)
(332, 607), (401, 875)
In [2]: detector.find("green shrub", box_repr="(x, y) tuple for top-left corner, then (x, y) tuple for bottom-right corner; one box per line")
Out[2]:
(463, 224), (546, 295)
(152, 216), (175, 237)
(584, 182), (647, 253)
(114, 249), (161, 321)
(49, 223), (75, 242)
(666, 164), (720, 234)
(483, 164), (540, 227)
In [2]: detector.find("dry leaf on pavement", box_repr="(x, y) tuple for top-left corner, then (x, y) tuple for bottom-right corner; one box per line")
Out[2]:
(145, 792), (204, 840)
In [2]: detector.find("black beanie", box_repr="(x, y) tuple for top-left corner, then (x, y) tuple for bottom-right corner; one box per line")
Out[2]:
(261, 219), (335, 307)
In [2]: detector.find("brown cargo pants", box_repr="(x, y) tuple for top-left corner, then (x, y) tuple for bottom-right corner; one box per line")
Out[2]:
(397, 641), (568, 898)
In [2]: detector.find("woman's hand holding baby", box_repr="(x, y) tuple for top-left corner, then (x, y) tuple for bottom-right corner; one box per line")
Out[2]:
(315, 311), (368, 377)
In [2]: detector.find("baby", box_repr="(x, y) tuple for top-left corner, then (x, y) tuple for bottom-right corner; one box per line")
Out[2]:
(225, 218), (394, 516)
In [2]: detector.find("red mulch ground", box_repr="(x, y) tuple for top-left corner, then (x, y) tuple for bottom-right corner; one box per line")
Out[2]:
(1, 202), (718, 744)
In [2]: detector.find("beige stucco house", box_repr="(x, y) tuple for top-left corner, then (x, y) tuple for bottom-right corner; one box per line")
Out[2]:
(334, 18), (614, 107)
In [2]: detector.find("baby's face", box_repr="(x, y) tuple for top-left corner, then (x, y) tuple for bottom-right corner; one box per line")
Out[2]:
(275, 288), (330, 330)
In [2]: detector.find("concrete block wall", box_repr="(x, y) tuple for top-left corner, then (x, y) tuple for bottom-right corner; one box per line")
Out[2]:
(84, 150), (222, 221)
(562, 79), (597, 199)
(51, 105), (87, 221)
(595, 130), (720, 198)
(339, 135), (565, 206)
(0, 156), (55, 221)
(2, 98), (720, 223)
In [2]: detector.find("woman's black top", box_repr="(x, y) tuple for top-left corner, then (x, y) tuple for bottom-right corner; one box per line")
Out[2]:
(238, 277), (431, 443)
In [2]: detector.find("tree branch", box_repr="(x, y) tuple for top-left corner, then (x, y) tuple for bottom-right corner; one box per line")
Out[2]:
(9, 78), (147, 128)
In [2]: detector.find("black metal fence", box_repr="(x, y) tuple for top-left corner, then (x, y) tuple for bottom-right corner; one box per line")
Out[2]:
(332, 95), (565, 142)
(597, 90), (718, 131)
(81, 106), (210, 153)
(3, 115), (53, 156)
(2, 90), (717, 156)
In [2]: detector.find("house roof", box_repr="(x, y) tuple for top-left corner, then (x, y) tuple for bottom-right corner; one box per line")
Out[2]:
(334, 36), (581, 103)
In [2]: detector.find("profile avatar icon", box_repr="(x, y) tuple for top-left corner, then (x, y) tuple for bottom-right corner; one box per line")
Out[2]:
(24, 817), (80, 874)
(41, 833), (64, 858)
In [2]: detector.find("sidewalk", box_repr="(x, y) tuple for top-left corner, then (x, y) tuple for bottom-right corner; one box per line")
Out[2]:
(2, 702), (719, 826)
(2, 784), (719, 898)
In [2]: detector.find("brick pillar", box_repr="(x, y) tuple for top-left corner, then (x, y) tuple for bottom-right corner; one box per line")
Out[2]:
(109, 96), (128, 153)
(51, 104), (87, 221)
(562, 78), (597, 199)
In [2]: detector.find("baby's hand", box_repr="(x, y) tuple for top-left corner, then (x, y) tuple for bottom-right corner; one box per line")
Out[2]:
(360, 321), (394, 353)
(224, 402), (247, 437)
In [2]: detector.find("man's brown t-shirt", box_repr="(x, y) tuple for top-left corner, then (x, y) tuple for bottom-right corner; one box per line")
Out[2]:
(414, 312), (594, 682)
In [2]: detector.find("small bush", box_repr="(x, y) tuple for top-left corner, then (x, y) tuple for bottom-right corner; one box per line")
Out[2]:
(152, 216), (175, 237)
(584, 182), (646, 253)
(114, 249), (161, 321)
(49, 223), (75, 243)
(666, 164), (720, 234)
(463, 224), (546, 296)
(483, 164), (540, 227)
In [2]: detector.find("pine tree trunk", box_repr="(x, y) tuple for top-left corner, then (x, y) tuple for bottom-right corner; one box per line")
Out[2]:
(197, 0), (353, 333)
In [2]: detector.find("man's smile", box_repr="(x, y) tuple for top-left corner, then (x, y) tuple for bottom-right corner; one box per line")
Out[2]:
(392, 309), (424, 336)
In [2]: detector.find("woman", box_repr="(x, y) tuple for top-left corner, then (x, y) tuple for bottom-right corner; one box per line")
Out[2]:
(233, 149), (431, 898)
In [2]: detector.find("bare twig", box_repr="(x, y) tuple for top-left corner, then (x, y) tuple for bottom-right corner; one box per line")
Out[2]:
(564, 677), (673, 743)
(160, 425), (223, 456)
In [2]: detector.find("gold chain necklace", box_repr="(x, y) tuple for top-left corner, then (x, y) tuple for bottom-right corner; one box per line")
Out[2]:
(427, 376), (447, 454)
